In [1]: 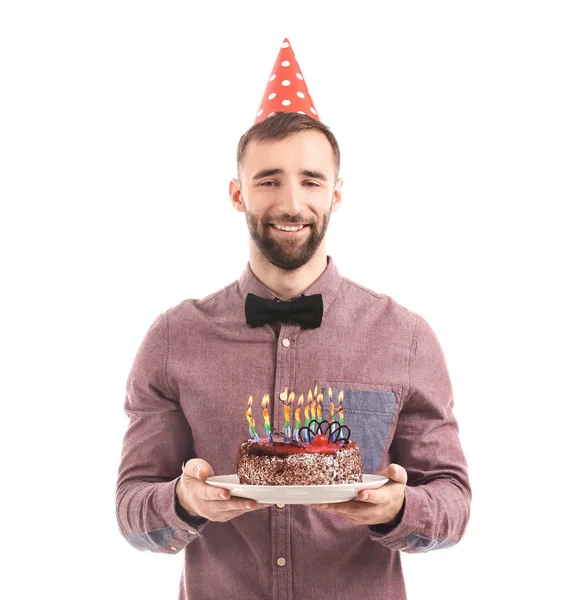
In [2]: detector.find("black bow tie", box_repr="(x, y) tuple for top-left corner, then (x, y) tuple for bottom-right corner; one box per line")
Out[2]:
(245, 292), (323, 328)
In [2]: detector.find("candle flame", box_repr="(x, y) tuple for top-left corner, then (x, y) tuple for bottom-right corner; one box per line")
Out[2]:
(338, 390), (344, 405)
(288, 391), (295, 405)
(262, 394), (270, 409)
(317, 392), (323, 405)
(298, 394), (304, 407)
(314, 383), (318, 397)
(328, 386), (333, 400)
(307, 389), (313, 403)
(246, 395), (259, 441)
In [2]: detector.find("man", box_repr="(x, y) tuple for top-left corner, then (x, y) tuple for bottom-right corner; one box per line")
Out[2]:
(116, 39), (471, 600)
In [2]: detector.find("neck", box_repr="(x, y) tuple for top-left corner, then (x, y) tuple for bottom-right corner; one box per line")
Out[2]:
(248, 243), (328, 301)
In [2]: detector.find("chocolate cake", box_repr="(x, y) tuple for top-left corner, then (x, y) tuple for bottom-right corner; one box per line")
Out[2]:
(237, 432), (363, 486)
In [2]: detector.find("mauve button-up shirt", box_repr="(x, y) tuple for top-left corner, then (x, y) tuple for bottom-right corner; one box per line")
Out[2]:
(116, 256), (471, 600)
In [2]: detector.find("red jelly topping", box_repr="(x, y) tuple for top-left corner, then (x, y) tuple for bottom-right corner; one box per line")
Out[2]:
(247, 438), (349, 456)
(313, 434), (328, 445)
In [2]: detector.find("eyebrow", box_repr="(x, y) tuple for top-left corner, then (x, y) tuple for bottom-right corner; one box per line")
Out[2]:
(252, 168), (328, 182)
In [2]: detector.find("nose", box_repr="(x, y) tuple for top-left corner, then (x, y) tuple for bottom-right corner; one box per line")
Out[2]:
(277, 182), (303, 217)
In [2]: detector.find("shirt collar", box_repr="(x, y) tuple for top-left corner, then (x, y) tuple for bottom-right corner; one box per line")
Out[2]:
(237, 255), (343, 322)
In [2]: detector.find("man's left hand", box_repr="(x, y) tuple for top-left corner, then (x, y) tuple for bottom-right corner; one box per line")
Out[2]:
(312, 463), (407, 526)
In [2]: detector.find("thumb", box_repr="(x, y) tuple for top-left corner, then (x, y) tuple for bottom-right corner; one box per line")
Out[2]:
(183, 458), (215, 480)
(385, 463), (407, 485)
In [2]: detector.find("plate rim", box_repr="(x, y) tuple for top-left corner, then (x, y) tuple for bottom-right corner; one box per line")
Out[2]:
(206, 473), (388, 490)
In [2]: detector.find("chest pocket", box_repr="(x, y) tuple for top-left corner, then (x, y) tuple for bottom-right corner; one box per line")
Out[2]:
(317, 383), (398, 474)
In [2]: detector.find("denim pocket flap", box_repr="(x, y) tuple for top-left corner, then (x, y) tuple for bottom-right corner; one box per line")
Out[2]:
(319, 384), (397, 474)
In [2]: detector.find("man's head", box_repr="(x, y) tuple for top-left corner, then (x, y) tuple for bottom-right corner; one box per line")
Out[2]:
(230, 112), (343, 271)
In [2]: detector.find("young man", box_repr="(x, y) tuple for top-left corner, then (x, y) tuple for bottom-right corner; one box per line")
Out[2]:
(116, 41), (471, 600)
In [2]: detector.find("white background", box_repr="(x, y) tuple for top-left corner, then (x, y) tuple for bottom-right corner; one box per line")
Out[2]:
(1, 1), (583, 598)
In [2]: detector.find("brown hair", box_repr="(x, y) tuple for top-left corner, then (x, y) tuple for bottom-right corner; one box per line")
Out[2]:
(236, 112), (341, 181)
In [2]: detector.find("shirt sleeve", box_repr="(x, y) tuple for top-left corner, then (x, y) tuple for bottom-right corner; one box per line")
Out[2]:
(369, 314), (472, 552)
(115, 311), (209, 554)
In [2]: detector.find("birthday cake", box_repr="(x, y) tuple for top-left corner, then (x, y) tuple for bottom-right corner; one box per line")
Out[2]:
(237, 389), (363, 485)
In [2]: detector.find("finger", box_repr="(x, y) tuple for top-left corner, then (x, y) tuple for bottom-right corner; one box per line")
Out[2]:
(357, 488), (387, 504)
(314, 501), (374, 520)
(314, 500), (364, 512)
(183, 458), (215, 480)
(357, 465), (407, 502)
(213, 497), (262, 512)
(215, 504), (271, 522)
(198, 481), (231, 501)
(387, 463), (407, 485)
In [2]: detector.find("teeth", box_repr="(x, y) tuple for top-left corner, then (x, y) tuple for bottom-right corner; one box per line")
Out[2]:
(273, 224), (304, 232)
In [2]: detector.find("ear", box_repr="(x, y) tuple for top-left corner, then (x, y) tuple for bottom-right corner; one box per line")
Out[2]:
(229, 178), (245, 213)
(330, 177), (343, 213)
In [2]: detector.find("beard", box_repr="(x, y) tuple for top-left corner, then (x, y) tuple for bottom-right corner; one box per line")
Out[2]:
(245, 209), (330, 270)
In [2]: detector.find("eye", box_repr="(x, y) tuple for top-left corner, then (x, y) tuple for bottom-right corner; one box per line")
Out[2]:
(304, 181), (320, 187)
(259, 181), (278, 187)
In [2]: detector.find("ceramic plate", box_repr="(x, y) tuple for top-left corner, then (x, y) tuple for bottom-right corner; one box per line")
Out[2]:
(205, 474), (388, 504)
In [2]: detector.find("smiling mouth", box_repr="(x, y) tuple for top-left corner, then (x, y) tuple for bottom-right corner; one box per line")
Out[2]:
(270, 223), (309, 233)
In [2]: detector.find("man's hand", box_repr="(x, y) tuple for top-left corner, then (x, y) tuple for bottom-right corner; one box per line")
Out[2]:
(176, 458), (271, 522)
(312, 463), (407, 526)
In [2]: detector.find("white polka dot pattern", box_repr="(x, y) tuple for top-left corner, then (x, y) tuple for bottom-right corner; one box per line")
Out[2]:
(254, 37), (319, 124)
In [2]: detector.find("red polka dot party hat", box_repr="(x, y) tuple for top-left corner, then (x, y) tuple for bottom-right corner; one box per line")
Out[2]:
(254, 38), (319, 124)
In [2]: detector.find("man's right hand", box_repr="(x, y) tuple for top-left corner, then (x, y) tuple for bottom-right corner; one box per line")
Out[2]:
(176, 458), (271, 522)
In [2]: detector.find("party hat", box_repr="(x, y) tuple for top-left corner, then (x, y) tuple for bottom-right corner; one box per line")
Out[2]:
(254, 38), (319, 124)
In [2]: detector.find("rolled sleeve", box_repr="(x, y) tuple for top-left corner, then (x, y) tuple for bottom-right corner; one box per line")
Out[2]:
(371, 314), (471, 553)
(115, 312), (205, 555)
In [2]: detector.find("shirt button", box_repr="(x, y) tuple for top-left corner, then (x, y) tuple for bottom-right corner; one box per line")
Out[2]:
(282, 338), (290, 347)
(279, 392), (287, 401)
(277, 557), (287, 567)
(170, 546), (177, 551)
(276, 503), (285, 509)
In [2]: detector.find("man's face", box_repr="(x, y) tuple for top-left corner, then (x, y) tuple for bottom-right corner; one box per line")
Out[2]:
(231, 130), (342, 270)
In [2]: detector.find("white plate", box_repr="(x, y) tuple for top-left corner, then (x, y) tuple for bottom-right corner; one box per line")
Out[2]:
(205, 474), (388, 504)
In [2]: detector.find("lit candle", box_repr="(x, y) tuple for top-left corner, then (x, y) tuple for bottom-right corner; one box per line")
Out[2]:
(314, 383), (318, 398)
(294, 394), (304, 441)
(329, 387), (335, 421)
(262, 394), (272, 443)
(317, 392), (323, 422)
(284, 391), (295, 438)
(308, 389), (316, 421)
(303, 396), (311, 442)
(246, 396), (259, 442)
(338, 390), (344, 426)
